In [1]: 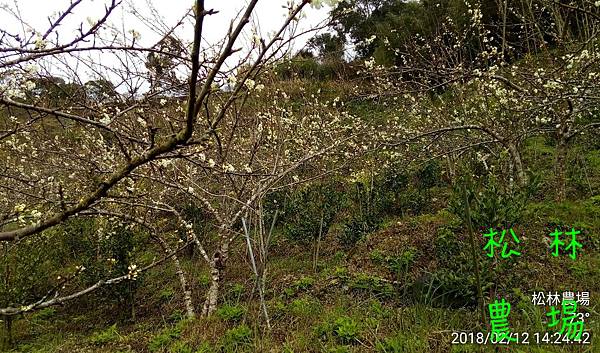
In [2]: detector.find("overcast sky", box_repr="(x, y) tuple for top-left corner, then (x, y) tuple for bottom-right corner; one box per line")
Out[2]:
(1, 1), (333, 90)
(3, 0), (331, 51)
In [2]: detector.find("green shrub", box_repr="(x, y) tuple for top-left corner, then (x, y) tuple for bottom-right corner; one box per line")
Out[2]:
(349, 273), (394, 298)
(332, 316), (361, 344)
(220, 324), (253, 352)
(293, 276), (315, 290)
(276, 180), (346, 244)
(168, 310), (185, 323)
(198, 274), (211, 287)
(31, 307), (56, 322)
(449, 174), (540, 229)
(194, 342), (214, 353)
(369, 249), (386, 264)
(159, 288), (175, 302)
(216, 304), (246, 323)
(386, 248), (418, 276)
(339, 216), (378, 247)
(288, 297), (322, 317)
(369, 300), (392, 319)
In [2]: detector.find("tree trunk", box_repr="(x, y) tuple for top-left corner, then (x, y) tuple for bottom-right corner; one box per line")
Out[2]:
(555, 137), (567, 202)
(507, 142), (526, 187)
(202, 243), (228, 317)
(173, 254), (195, 319)
(155, 236), (195, 319)
(2, 315), (12, 349)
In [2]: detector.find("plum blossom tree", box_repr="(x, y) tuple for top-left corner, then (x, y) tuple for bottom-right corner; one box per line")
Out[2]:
(0, 0), (343, 321)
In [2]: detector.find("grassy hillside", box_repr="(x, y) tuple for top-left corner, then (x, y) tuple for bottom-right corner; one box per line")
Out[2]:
(4, 113), (598, 353)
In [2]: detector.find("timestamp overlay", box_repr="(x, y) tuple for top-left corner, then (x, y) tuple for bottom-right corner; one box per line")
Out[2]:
(448, 226), (595, 347)
(450, 331), (592, 345)
(450, 290), (594, 346)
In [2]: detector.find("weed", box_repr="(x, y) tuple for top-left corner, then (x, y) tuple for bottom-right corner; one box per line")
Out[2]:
(375, 332), (427, 352)
(149, 326), (181, 352)
(90, 324), (120, 346)
(158, 288), (175, 302)
(220, 324), (253, 352)
(332, 316), (361, 344)
(288, 297), (322, 317)
(216, 304), (246, 323)
(293, 276), (315, 290)
(169, 341), (193, 353)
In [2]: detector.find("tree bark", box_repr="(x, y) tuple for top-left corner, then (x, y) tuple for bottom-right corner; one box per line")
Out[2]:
(555, 137), (567, 202)
(2, 315), (12, 349)
(202, 243), (228, 317)
(155, 236), (195, 319)
(507, 142), (527, 187)
(173, 254), (195, 319)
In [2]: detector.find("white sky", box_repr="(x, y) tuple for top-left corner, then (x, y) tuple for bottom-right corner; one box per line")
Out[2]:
(3, 0), (331, 51)
(1, 0), (333, 91)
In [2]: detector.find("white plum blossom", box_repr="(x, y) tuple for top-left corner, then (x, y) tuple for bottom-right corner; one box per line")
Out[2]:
(310, 0), (348, 10)
(127, 264), (139, 280)
(227, 76), (237, 86)
(128, 29), (141, 41)
(222, 163), (235, 173)
(244, 79), (256, 90)
(364, 35), (377, 45)
(100, 114), (111, 125)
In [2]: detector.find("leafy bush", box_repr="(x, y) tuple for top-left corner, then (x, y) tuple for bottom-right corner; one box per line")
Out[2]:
(285, 276), (316, 297)
(275, 56), (343, 81)
(349, 273), (394, 298)
(338, 215), (379, 247)
(416, 161), (443, 190)
(158, 288), (175, 302)
(216, 304), (246, 323)
(194, 342), (214, 353)
(168, 310), (185, 323)
(315, 316), (361, 344)
(220, 324), (253, 352)
(31, 307), (56, 322)
(332, 316), (361, 344)
(407, 226), (492, 307)
(276, 180), (346, 244)
(449, 174), (539, 229)
(288, 297), (322, 317)
(227, 283), (245, 300)
(386, 249), (418, 276)
(293, 276), (315, 290)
